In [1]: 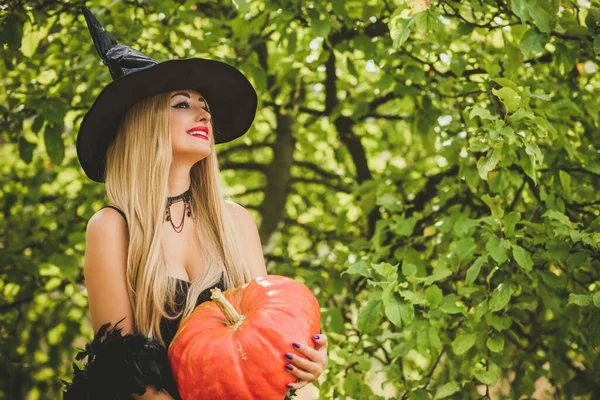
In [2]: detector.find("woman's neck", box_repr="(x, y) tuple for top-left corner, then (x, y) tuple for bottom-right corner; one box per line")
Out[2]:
(167, 176), (191, 198)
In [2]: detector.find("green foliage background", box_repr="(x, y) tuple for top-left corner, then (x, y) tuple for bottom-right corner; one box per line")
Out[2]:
(1, 0), (599, 399)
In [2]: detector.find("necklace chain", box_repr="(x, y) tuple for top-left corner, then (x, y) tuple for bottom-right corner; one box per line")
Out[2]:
(165, 187), (192, 233)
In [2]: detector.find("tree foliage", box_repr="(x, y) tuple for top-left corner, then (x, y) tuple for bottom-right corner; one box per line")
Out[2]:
(1, 0), (599, 399)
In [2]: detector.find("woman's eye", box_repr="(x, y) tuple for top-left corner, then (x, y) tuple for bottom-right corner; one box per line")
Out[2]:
(172, 101), (210, 113)
(173, 101), (190, 109)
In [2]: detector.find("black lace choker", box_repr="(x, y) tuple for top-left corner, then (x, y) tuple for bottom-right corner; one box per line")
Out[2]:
(165, 187), (192, 233)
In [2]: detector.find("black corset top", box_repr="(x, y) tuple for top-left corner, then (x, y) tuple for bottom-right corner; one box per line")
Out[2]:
(160, 273), (226, 348)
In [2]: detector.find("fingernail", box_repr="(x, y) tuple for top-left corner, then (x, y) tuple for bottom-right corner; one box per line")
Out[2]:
(292, 342), (300, 349)
(285, 353), (293, 360)
(313, 334), (320, 340)
(287, 384), (293, 389)
(286, 364), (293, 371)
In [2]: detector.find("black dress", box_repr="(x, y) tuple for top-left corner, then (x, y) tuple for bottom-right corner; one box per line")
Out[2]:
(160, 274), (226, 348)
(61, 205), (226, 400)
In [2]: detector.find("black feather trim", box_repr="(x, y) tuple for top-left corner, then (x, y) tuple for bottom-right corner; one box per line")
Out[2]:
(60, 317), (180, 400)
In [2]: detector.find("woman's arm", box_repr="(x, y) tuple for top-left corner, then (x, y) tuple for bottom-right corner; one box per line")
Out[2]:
(84, 207), (133, 333)
(62, 209), (180, 399)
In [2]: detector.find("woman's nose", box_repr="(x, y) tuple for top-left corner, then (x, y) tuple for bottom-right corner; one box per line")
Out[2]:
(197, 108), (211, 124)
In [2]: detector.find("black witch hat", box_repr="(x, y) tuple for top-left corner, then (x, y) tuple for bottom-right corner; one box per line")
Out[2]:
(77, 5), (257, 183)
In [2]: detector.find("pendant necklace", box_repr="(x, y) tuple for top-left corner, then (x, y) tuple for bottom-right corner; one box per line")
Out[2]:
(165, 187), (192, 233)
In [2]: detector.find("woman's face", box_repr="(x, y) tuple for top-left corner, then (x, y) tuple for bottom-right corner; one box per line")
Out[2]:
(169, 89), (213, 164)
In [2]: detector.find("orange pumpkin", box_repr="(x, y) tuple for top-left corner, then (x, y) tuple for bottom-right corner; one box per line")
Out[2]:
(167, 275), (321, 400)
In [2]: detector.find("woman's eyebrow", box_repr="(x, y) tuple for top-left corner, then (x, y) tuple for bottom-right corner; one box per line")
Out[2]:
(171, 92), (209, 107)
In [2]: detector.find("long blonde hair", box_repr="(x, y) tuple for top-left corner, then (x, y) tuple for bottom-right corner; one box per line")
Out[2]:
(103, 91), (251, 346)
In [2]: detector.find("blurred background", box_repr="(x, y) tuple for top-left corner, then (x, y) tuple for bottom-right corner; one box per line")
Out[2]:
(1, 0), (599, 399)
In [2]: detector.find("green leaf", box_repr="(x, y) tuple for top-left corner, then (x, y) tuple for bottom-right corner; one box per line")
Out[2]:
(473, 368), (500, 385)
(324, 309), (345, 334)
(490, 315), (512, 331)
(394, 214), (421, 236)
(519, 147), (538, 185)
(451, 237), (477, 264)
(414, 9), (438, 32)
(307, 8), (331, 38)
(231, 0), (250, 13)
(503, 211), (521, 237)
(509, 108), (535, 122)
(424, 267), (452, 286)
(489, 282), (517, 312)
(434, 381), (459, 399)
(520, 28), (549, 57)
(32, 115), (45, 133)
(428, 325), (442, 351)
(594, 36), (600, 56)
(343, 260), (371, 277)
(372, 262), (398, 280)
(44, 123), (65, 165)
(474, 299), (489, 321)
(511, 0), (529, 21)
(486, 334), (505, 352)
(477, 146), (502, 181)
(402, 261), (418, 277)
(511, 0), (552, 33)
(469, 105), (494, 121)
(466, 254), (487, 286)
(559, 170), (572, 200)
(425, 284), (443, 308)
(492, 77), (520, 92)
(594, 292), (600, 308)
(452, 331), (476, 355)
(21, 19), (45, 58)
(383, 284), (414, 327)
(568, 293), (593, 307)
(439, 296), (467, 314)
(389, 9), (415, 49)
(526, 2), (552, 33)
(18, 136), (36, 164)
(399, 289), (427, 305)
(486, 235), (508, 264)
(481, 194), (505, 219)
(409, 389), (430, 400)
(492, 87), (521, 113)
(512, 244), (534, 272)
(543, 210), (575, 228)
(357, 298), (382, 333)
(382, 286), (403, 327)
(1, 13), (23, 50)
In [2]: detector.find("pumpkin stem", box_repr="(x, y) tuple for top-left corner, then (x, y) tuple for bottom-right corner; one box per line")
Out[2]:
(210, 287), (245, 329)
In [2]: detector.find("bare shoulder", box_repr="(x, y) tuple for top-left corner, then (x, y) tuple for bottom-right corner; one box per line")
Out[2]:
(224, 199), (249, 215)
(84, 207), (132, 333)
(224, 200), (268, 279)
(87, 207), (128, 237)
(224, 200), (258, 227)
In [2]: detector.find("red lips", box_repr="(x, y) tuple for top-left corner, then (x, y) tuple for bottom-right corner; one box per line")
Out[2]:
(186, 125), (209, 134)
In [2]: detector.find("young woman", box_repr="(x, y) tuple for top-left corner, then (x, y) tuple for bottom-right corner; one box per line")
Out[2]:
(61, 6), (328, 400)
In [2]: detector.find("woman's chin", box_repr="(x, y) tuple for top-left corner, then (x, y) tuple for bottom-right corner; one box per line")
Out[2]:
(172, 149), (211, 165)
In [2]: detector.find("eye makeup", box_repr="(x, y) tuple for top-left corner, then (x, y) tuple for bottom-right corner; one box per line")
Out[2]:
(171, 92), (210, 112)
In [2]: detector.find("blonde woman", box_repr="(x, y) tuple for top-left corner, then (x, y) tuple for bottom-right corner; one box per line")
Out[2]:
(61, 6), (328, 400)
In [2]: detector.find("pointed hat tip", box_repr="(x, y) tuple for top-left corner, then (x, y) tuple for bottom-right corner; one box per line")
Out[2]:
(80, 4), (118, 62)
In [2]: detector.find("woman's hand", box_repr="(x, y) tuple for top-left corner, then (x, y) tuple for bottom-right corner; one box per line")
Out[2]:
(283, 333), (328, 390)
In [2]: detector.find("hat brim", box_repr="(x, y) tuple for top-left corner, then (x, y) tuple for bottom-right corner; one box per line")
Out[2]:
(76, 58), (257, 183)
